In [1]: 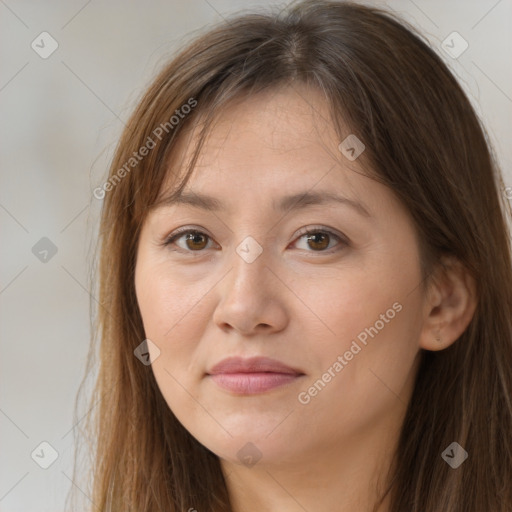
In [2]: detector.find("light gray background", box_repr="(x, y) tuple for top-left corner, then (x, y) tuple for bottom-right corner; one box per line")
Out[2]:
(1, 1), (511, 511)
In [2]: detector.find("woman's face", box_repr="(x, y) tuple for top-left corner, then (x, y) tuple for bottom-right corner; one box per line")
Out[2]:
(135, 85), (427, 467)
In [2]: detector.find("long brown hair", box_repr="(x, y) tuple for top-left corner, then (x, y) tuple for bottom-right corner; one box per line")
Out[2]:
(69, 1), (512, 510)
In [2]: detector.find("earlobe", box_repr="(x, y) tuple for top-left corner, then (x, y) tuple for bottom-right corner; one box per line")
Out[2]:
(419, 256), (477, 352)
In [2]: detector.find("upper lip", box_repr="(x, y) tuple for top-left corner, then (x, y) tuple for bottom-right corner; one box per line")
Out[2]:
(207, 356), (304, 375)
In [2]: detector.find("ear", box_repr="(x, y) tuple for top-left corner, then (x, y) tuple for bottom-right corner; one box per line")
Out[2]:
(419, 255), (477, 351)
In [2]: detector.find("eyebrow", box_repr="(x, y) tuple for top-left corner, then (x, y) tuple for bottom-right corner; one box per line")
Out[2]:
(156, 190), (371, 217)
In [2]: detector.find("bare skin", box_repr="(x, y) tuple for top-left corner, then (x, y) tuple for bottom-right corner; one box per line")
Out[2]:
(134, 84), (476, 511)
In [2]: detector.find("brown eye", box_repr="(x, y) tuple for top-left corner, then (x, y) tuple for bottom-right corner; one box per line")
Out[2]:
(164, 226), (347, 255)
(184, 232), (208, 250)
(164, 229), (213, 252)
(294, 228), (346, 253)
(305, 232), (330, 251)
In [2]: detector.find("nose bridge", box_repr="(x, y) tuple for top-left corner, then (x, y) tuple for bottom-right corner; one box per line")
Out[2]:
(227, 234), (271, 297)
(212, 233), (286, 334)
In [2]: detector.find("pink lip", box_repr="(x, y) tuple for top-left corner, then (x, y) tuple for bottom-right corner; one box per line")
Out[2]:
(207, 356), (305, 394)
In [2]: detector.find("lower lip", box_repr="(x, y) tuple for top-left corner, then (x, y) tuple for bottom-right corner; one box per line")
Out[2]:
(209, 372), (302, 394)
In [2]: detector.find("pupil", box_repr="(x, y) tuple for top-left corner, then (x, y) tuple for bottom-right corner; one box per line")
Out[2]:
(308, 233), (328, 250)
(187, 233), (206, 249)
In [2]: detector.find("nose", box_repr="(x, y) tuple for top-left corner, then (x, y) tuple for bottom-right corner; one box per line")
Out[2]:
(212, 243), (289, 336)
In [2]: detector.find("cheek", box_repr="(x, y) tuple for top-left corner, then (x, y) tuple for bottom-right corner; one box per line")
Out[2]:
(294, 252), (422, 410)
(136, 258), (205, 340)
(135, 263), (208, 420)
(135, 259), (216, 397)
(296, 258), (415, 351)
(135, 284), (231, 456)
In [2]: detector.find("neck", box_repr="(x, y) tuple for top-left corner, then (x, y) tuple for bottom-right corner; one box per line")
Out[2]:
(220, 407), (403, 512)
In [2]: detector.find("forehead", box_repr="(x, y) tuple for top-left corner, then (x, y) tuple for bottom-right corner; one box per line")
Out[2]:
(159, 85), (368, 204)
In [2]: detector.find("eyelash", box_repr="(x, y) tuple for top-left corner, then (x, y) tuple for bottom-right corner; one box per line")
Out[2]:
(162, 225), (348, 255)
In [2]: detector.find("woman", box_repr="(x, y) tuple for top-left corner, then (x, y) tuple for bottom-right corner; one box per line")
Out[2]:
(74, 1), (512, 510)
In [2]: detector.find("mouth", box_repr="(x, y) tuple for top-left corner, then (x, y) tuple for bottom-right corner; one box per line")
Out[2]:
(206, 356), (305, 395)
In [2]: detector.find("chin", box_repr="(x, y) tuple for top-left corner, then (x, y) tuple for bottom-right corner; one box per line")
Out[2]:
(192, 425), (304, 468)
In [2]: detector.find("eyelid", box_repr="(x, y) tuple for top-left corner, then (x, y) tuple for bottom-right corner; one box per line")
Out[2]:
(292, 225), (347, 253)
(162, 225), (348, 254)
(162, 226), (218, 252)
